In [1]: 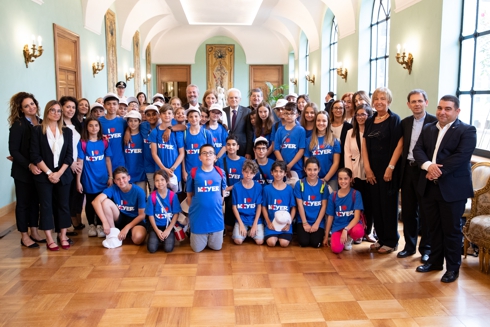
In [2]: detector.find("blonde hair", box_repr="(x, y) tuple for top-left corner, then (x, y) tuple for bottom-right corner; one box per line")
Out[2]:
(309, 111), (334, 150)
(41, 100), (64, 134)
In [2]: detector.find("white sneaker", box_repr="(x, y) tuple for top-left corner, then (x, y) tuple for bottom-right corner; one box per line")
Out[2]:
(88, 224), (97, 237)
(344, 236), (353, 251)
(97, 225), (105, 238)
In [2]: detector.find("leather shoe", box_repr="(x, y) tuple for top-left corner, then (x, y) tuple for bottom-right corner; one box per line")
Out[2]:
(416, 263), (443, 273)
(420, 254), (429, 263)
(441, 270), (459, 283)
(397, 250), (415, 258)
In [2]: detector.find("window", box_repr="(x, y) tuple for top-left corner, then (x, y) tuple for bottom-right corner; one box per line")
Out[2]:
(458, 0), (490, 155)
(305, 38), (310, 94)
(329, 17), (338, 96)
(370, 0), (390, 94)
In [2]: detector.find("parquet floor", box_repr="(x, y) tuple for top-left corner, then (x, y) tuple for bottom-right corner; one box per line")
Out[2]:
(0, 210), (489, 327)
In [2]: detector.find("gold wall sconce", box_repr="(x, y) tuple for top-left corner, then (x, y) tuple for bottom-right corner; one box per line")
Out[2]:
(289, 77), (297, 86)
(23, 35), (43, 68)
(396, 44), (413, 74)
(92, 57), (104, 77)
(143, 74), (152, 85)
(125, 68), (135, 82)
(305, 71), (315, 85)
(336, 62), (348, 81)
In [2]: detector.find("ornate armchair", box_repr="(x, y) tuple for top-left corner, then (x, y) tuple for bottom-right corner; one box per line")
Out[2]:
(463, 162), (490, 273)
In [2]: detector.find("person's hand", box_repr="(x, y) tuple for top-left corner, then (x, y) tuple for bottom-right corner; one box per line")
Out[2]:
(6, 156), (13, 162)
(245, 154), (251, 159)
(383, 167), (393, 182)
(340, 229), (348, 244)
(107, 177), (113, 187)
(118, 227), (129, 241)
(267, 221), (274, 230)
(77, 182), (83, 194)
(282, 223), (290, 232)
(366, 170), (376, 185)
(48, 171), (61, 184)
(303, 222), (312, 233)
(163, 129), (171, 143)
(183, 170), (188, 182)
(427, 163), (443, 180)
(165, 167), (174, 177)
(239, 223), (247, 237)
(103, 223), (111, 235)
(161, 228), (171, 240)
(29, 164), (42, 175)
(71, 161), (82, 174)
(249, 224), (257, 238)
(323, 236), (330, 247)
(310, 222), (319, 233)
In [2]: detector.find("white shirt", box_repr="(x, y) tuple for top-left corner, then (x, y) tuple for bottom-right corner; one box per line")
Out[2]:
(421, 120), (455, 171)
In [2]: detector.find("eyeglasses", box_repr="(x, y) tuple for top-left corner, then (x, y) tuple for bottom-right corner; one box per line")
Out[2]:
(49, 108), (62, 114)
(284, 112), (296, 116)
(200, 151), (215, 156)
(356, 114), (368, 118)
(255, 147), (267, 151)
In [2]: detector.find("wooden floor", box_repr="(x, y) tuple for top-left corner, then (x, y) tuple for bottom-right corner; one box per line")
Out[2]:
(0, 211), (490, 327)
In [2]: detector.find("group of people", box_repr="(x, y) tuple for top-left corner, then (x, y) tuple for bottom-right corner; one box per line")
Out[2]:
(8, 82), (476, 283)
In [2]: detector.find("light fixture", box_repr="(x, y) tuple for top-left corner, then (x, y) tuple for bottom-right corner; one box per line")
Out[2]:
(289, 77), (297, 86)
(143, 73), (152, 85)
(125, 68), (135, 82)
(336, 62), (348, 81)
(305, 71), (315, 85)
(92, 57), (104, 77)
(396, 44), (413, 74)
(23, 35), (43, 68)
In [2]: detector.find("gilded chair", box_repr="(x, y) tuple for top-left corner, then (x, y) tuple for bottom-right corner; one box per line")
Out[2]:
(463, 162), (490, 273)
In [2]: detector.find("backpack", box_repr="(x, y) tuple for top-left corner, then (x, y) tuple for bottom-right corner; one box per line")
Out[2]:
(190, 166), (224, 180)
(80, 139), (109, 155)
(151, 190), (174, 207)
(299, 178), (326, 194)
(332, 189), (366, 228)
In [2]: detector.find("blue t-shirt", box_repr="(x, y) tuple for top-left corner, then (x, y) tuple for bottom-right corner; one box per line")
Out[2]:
(293, 179), (329, 228)
(218, 155), (245, 187)
(274, 124), (306, 177)
(186, 167), (227, 233)
(145, 191), (181, 227)
(140, 121), (158, 173)
(231, 181), (263, 226)
(207, 124), (228, 158)
(253, 158), (275, 186)
(99, 116), (127, 170)
(183, 127), (213, 174)
(305, 136), (341, 179)
(305, 128), (313, 139)
(149, 127), (184, 183)
(124, 133), (146, 182)
(326, 189), (364, 233)
(262, 184), (296, 236)
(78, 140), (113, 194)
(103, 184), (146, 218)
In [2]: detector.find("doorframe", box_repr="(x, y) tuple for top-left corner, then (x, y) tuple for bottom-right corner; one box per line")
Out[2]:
(53, 23), (82, 99)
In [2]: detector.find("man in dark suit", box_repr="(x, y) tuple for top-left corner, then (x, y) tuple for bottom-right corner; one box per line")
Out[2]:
(223, 88), (252, 158)
(397, 89), (437, 263)
(413, 95), (476, 283)
(324, 91), (334, 113)
(183, 84), (202, 109)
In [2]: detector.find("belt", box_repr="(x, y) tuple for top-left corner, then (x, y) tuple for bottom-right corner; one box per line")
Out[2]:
(408, 160), (418, 167)
(432, 179), (439, 185)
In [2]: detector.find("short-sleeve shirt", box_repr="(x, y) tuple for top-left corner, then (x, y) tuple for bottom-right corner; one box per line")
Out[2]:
(231, 181), (263, 226)
(184, 127), (213, 174)
(274, 125), (306, 177)
(99, 116), (127, 170)
(218, 155), (245, 187)
(140, 121), (158, 173)
(145, 191), (181, 227)
(78, 140), (113, 194)
(293, 179), (329, 228)
(326, 189), (364, 233)
(103, 184), (146, 218)
(124, 132), (146, 182)
(253, 158), (275, 186)
(149, 127), (184, 182)
(305, 136), (341, 179)
(262, 184), (296, 236)
(207, 124), (228, 158)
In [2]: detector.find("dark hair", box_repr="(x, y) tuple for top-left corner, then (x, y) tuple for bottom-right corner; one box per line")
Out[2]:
(81, 117), (103, 141)
(104, 96), (119, 104)
(337, 167), (353, 179)
(254, 139), (268, 148)
(60, 96), (81, 132)
(249, 88), (263, 97)
(271, 160), (287, 172)
(328, 91), (335, 98)
(59, 96), (78, 108)
(353, 90), (371, 106)
(297, 94), (310, 103)
(440, 95), (460, 109)
(305, 156), (320, 169)
(113, 166), (129, 177)
(8, 92), (40, 126)
(136, 92), (147, 104)
(242, 159), (259, 174)
(407, 89), (428, 102)
(154, 169), (170, 183)
(284, 101), (297, 112)
(199, 143), (215, 153)
(351, 104), (373, 139)
(329, 99), (346, 122)
(226, 134), (239, 143)
(254, 101), (273, 137)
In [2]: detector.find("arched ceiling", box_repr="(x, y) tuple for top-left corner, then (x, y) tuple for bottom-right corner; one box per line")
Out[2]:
(81, 0), (364, 64)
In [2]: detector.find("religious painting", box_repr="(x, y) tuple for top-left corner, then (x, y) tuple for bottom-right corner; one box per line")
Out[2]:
(133, 31), (141, 94)
(105, 10), (117, 93)
(146, 43), (152, 97)
(206, 44), (234, 99)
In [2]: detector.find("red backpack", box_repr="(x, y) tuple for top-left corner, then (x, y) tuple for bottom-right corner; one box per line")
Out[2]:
(151, 190), (174, 206)
(80, 139), (109, 154)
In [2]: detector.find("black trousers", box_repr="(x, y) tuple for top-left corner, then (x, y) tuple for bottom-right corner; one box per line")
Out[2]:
(14, 179), (40, 232)
(297, 224), (324, 248)
(401, 164), (430, 255)
(353, 178), (373, 235)
(224, 196), (234, 227)
(85, 192), (102, 226)
(35, 181), (71, 231)
(421, 182), (464, 271)
(69, 175), (84, 217)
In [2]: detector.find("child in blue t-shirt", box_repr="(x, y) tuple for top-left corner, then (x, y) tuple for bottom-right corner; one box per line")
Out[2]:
(273, 102), (306, 179)
(324, 168), (364, 253)
(146, 170), (182, 253)
(205, 104), (228, 164)
(140, 105), (160, 192)
(93, 167), (147, 248)
(99, 93), (127, 170)
(262, 161), (297, 247)
(253, 137), (275, 186)
(150, 104), (185, 192)
(294, 157), (329, 248)
(186, 144), (227, 253)
(231, 160), (263, 245)
(76, 117), (113, 238)
(218, 135), (246, 228)
(123, 111), (146, 191)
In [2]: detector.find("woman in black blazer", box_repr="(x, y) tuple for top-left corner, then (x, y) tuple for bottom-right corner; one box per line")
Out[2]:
(8, 92), (45, 248)
(31, 100), (74, 251)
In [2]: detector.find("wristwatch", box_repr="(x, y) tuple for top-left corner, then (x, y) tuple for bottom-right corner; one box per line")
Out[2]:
(388, 165), (395, 170)
(46, 170), (52, 176)
(168, 125), (173, 131)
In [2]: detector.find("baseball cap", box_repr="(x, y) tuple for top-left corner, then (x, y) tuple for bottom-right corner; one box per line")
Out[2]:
(127, 96), (138, 105)
(144, 105), (158, 113)
(124, 110), (142, 120)
(274, 99), (288, 109)
(185, 107), (201, 116)
(103, 92), (119, 103)
(272, 211), (291, 231)
(254, 136), (269, 147)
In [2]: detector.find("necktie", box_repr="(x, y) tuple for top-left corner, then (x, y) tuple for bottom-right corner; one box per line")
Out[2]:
(231, 109), (237, 131)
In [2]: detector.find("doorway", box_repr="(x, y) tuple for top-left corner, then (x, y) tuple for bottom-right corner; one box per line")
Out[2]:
(53, 24), (81, 99)
(156, 65), (191, 104)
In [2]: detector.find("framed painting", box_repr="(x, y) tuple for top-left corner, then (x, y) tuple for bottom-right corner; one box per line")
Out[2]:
(105, 9), (117, 92)
(206, 44), (234, 94)
(146, 43), (151, 97)
(133, 31), (141, 94)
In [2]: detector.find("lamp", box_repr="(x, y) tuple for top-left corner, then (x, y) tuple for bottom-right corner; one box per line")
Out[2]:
(305, 71), (315, 85)
(336, 62), (348, 81)
(143, 74), (152, 85)
(23, 35), (43, 68)
(396, 44), (413, 74)
(289, 77), (297, 86)
(125, 68), (135, 82)
(92, 57), (104, 77)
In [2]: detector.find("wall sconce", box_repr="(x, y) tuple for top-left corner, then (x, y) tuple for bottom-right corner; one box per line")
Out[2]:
(289, 77), (297, 86)
(396, 44), (413, 74)
(92, 57), (104, 77)
(23, 35), (43, 68)
(125, 68), (135, 82)
(143, 74), (152, 85)
(336, 62), (348, 82)
(305, 71), (315, 85)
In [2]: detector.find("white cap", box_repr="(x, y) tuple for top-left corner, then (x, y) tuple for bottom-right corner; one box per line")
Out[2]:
(119, 99), (128, 106)
(103, 92), (119, 103)
(254, 136), (269, 146)
(274, 99), (288, 109)
(153, 101), (164, 108)
(272, 211), (291, 231)
(152, 93), (165, 102)
(208, 103), (224, 115)
(90, 102), (104, 112)
(144, 105), (158, 113)
(127, 96), (138, 104)
(124, 110), (142, 120)
(287, 93), (298, 99)
(185, 107), (201, 116)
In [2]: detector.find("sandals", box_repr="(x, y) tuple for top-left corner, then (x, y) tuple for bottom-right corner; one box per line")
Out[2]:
(370, 242), (381, 251)
(377, 245), (398, 254)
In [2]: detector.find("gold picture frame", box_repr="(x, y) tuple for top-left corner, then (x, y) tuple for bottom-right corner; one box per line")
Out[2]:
(146, 43), (151, 97)
(133, 31), (141, 94)
(105, 9), (117, 92)
(206, 44), (234, 92)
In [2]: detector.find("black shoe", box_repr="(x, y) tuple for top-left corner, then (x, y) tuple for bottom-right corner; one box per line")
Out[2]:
(73, 223), (85, 230)
(397, 250), (415, 258)
(57, 236), (74, 245)
(66, 231), (78, 236)
(441, 270), (459, 283)
(416, 263), (443, 273)
(21, 239), (40, 248)
(420, 254), (429, 263)
(30, 236), (47, 243)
